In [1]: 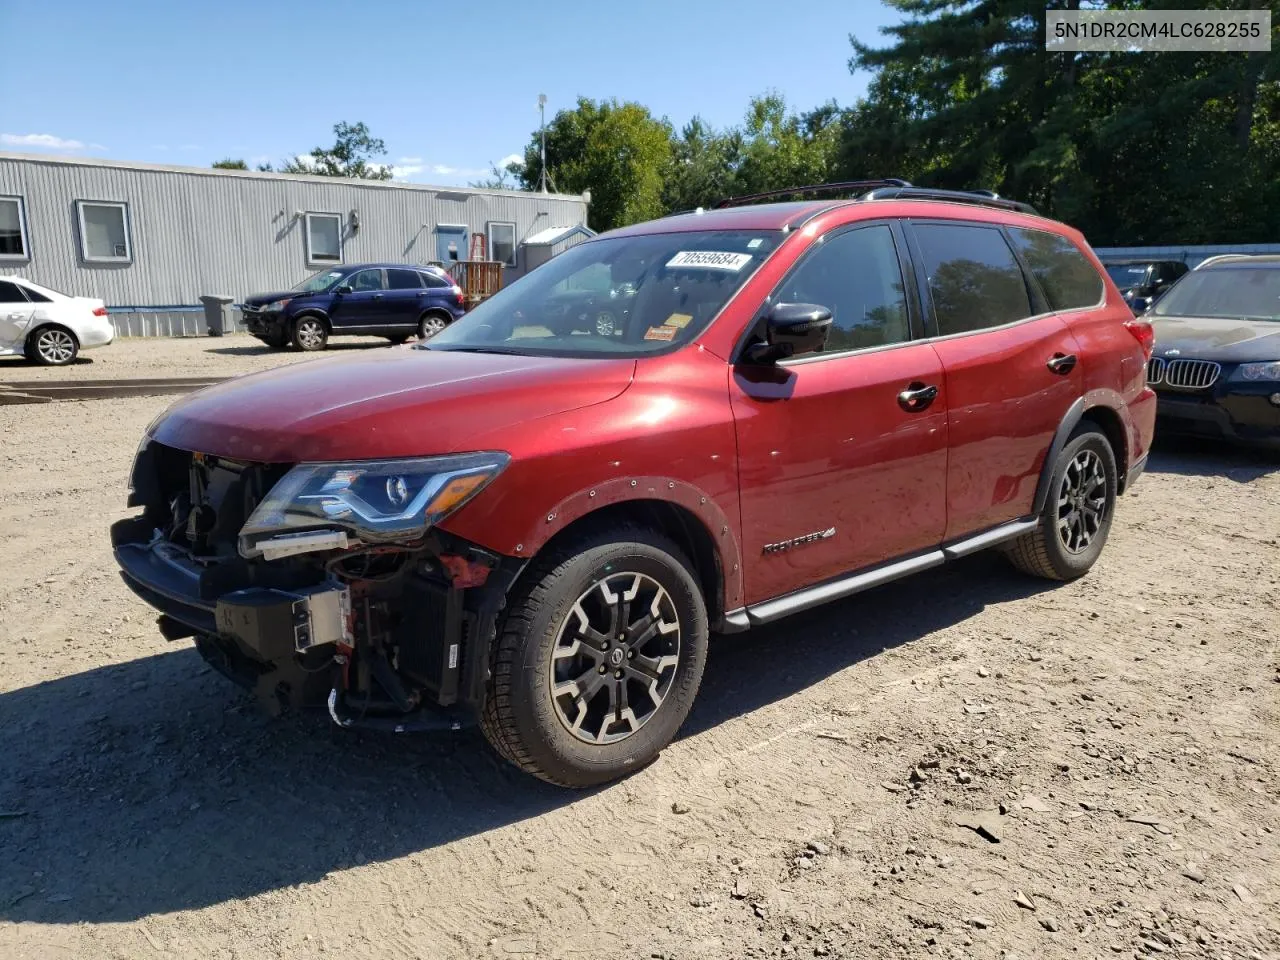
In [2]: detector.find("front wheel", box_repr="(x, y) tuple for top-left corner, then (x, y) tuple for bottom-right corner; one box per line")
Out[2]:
(1004, 424), (1118, 581)
(480, 527), (709, 788)
(292, 316), (328, 352)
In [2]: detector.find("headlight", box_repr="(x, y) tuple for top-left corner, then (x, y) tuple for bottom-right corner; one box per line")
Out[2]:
(264, 298), (292, 312)
(1238, 361), (1280, 382)
(238, 452), (509, 559)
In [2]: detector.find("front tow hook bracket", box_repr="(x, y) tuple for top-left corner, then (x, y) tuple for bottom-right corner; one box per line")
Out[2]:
(327, 686), (468, 734)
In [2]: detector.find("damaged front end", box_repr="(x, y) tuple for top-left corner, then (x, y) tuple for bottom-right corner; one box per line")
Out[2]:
(112, 439), (519, 730)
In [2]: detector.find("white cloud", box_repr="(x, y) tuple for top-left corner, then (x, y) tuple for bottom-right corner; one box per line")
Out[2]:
(1, 132), (89, 151)
(397, 155), (423, 164)
(499, 153), (524, 168)
(392, 163), (425, 178)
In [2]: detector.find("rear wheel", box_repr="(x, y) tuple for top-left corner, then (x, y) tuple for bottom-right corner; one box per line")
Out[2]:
(27, 325), (79, 366)
(480, 527), (709, 788)
(292, 316), (328, 351)
(1004, 424), (1118, 580)
(418, 311), (450, 340)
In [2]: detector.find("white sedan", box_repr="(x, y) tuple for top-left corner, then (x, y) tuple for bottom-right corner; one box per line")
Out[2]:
(0, 276), (114, 365)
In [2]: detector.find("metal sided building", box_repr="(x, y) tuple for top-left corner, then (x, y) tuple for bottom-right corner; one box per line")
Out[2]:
(0, 152), (592, 335)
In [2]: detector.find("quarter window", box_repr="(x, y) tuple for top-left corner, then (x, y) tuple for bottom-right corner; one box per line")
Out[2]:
(305, 213), (343, 263)
(913, 222), (1033, 335)
(421, 271), (451, 289)
(0, 279), (27, 303)
(1007, 227), (1103, 311)
(76, 200), (132, 262)
(774, 224), (910, 357)
(387, 268), (425, 290)
(0, 196), (30, 259)
(488, 221), (517, 268)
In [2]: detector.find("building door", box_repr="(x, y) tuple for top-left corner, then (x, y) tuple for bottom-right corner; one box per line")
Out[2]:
(436, 225), (468, 264)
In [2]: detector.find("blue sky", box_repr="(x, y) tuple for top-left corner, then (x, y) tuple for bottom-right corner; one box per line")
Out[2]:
(0, 0), (901, 187)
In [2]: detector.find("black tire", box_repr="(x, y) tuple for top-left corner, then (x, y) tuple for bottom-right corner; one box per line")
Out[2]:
(291, 315), (328, 352)
(386, 334), (410, 345)
(263, 329), (289, 349)
(1004, 424), (1118, 581)
(418, 311), (450, 340)
(480, 526), (709, 788)
(26, 325), (79, 366)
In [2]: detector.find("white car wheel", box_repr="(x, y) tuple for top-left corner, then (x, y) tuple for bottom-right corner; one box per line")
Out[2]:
(29, 326), (79, 366)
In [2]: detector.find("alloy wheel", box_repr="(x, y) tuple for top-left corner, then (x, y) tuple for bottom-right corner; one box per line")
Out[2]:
(548, 572), (681, 744)
(296, 319), (325, 350)
(1057, 449), (1108, 553)
(595, 311), (616, 337)
(420, 315), (448, 339)
(36, 328), (76, 364)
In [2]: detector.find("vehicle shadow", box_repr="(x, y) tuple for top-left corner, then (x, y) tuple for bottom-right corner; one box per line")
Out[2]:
(0, 355), (94, 371)
(1147, 435), (1279, 483)
(203, 340), (397, 357)
(0, 553), (1052, 924)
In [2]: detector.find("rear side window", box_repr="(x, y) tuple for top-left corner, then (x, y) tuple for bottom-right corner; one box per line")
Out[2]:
(0, 280), (27, 303)
(1007, 227), (1103, 311)
(387, 268), (424, 290)
(913, 222), (1033, 335)
(420, 271), (451, 289)
(22, 285), (51, 302)
(774, 224), (910, 355)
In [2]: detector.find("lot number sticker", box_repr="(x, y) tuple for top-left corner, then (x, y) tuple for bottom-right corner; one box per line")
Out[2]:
(666, 251), (753, 271)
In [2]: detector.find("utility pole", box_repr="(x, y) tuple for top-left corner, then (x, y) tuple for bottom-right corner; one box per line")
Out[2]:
(538, 93), (548, 194)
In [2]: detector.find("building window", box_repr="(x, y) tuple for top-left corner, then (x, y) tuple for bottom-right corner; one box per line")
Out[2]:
(76, 200), (132, 263)
(488, 221), (517, 268)
(306, 213), (343, 263)
(0, 196), (30, 260)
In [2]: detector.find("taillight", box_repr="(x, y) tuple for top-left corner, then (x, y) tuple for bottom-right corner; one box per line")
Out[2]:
(92, 306), (108, 317)
(452, 285), (464, 305)
(1124, 318), (1154, 360)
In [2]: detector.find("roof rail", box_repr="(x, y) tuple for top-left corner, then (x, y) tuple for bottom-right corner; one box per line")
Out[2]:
(713, 179), (912, 209)
(862, 186), (1039, 216)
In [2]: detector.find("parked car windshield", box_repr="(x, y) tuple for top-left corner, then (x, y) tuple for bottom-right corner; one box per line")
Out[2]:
(1105, 264), (1148, 286)
(293, 269), (347, 293)
(1153, 265), (1280, 321)
(426, 230), (783, 357)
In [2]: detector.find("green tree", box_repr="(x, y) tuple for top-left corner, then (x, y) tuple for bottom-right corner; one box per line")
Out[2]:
(515, 98), (673, 231)
(470, 159), (523, 190)
(281, 121), (393, 180)
(663, 117), (743, 212)
(212, 158), (248, 170)
(735, 93), (842, 195)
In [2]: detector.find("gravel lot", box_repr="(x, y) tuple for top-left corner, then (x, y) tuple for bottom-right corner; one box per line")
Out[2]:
(0, 337), (1277, 960)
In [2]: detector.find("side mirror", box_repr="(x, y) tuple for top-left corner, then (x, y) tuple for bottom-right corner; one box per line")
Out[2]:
(744, 302), (834, 364)
(334, 284), (353, 296)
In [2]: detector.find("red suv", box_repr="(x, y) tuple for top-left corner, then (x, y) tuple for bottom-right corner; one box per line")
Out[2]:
(113, 182), (1157, 787)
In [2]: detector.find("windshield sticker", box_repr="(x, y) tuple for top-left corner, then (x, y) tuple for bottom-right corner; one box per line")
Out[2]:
(664, 313), (693, 329)
(643, 325), (678, 342)
(666, 251), (754, 272)
(747, 238), (764, 249)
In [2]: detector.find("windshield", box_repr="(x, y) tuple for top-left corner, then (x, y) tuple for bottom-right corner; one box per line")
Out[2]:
(293, 268), (346, 293)
(1105, 264), (1148, 287)
(1153, 265), (1280, 321)
(425, 230), (783, 357)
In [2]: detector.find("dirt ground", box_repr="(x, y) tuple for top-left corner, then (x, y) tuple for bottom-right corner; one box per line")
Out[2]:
(0, 336), (1277, 960)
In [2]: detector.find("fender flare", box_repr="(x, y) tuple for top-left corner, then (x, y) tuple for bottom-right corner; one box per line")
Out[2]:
(506, 475), (746, 614)
(1031, 393), (1132, 515)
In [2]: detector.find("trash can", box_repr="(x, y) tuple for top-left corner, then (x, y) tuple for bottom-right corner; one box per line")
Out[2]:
(199, 294), (235, 337)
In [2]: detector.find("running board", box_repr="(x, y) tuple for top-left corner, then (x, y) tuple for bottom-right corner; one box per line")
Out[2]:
(729, 517), (1037, 628)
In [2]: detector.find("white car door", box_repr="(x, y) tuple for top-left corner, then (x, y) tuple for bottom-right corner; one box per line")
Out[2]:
(0, 279), (35, 351)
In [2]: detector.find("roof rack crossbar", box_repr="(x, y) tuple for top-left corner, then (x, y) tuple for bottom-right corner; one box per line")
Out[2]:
(861, 186), (1039, 216)
(713, 179), (912, 209)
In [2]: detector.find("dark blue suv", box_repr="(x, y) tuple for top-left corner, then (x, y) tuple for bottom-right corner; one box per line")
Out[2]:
(241, 263), (467, 351)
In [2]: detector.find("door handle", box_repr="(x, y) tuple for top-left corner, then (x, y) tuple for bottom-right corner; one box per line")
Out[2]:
(7, 313), (24, 320)
(1046, 352), (1077, 375)
(372, 293), (384, 299)
(897, 382), (938, 412)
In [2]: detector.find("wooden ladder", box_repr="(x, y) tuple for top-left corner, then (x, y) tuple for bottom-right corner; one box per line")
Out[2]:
(468, 232), (487, 260)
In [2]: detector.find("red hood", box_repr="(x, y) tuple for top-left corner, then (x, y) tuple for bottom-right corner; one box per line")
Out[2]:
(150, 347), (636, 462)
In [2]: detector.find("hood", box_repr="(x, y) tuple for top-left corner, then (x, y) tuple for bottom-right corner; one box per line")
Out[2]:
(1150, 315), (1280, 363)
(150, 347), (636, 462)
(243, 291), (307, 307)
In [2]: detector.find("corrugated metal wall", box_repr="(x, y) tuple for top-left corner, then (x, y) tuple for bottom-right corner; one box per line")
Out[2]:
(0, 153), (588, 307)
(1094, 243), (1280, 268)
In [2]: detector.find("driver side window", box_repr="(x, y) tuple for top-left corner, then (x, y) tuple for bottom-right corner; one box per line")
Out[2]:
(348, 269), (384, 292)
(775, 224), (910, 358)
